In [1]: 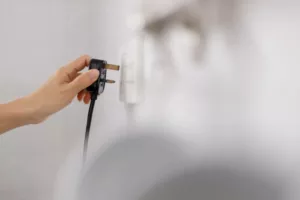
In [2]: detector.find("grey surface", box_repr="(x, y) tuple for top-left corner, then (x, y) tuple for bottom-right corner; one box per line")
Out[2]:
(140, 166), (284, 200)
(76, 133), (288, 200)
(77, 134), (187, 200)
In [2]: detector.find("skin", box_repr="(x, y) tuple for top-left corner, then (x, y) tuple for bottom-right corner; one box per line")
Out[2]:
(0, 55), (99, 135)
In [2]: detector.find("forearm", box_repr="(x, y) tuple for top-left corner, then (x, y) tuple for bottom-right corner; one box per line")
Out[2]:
(0, 97), (36, 135)
(0, 56), (97, 135)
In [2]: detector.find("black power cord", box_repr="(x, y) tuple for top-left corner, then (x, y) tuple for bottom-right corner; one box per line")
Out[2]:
(82, 59), (120, 164)
(83, 93), (97, 164)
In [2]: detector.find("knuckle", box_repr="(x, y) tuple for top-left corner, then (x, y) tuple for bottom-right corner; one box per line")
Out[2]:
(81, 54), (90, 59)
(56, 66), (74, 83)
(80, 54), (91, 64)
(56, 66), (66, 76)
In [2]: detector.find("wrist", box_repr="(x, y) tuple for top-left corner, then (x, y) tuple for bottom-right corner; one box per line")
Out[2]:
(0, 97), (42, 134)
(0, 98), (33, 131)
(9, 96), (44, 125)
(20, 95), (47, 125)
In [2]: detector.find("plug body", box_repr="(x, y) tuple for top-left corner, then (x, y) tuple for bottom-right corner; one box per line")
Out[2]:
(87, 59), (108, 96)
(86, 59), (120, 99)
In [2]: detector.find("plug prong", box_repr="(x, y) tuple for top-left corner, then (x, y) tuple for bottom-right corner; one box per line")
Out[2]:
(105, 64), (120, 71)
(105, 79), (116, 84)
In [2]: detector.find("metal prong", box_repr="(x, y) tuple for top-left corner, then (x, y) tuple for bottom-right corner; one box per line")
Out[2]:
(105, 79), (116, 84)
(105, 64), (120, 71)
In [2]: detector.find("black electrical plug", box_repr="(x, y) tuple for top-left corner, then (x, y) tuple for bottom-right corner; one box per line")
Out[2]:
(83, 59), (120, 164)
(87, 59), (120, 100)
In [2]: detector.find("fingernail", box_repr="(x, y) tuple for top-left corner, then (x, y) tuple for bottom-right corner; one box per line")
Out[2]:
(89, 69), (99, 81)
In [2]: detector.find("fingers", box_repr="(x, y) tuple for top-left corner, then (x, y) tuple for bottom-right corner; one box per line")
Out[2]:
(59, 55), (91, 81)
(83, 92), (91, 104)
(77, 90), (91, 104)
(69, 69), (99, 93)
(65, 55), (91, 73)
(77, 90), (85, 101)
(74, 69), (97, 104)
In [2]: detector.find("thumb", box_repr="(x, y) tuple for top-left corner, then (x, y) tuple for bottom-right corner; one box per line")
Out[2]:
(69, 69), (99, 93)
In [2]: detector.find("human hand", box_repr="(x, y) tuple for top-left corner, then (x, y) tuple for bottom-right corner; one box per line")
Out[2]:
(26, 55), (99, 124)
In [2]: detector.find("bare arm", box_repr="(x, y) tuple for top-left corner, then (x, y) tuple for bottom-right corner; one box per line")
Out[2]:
(0, 97), (35, 134)
(0, 55), (99, 135)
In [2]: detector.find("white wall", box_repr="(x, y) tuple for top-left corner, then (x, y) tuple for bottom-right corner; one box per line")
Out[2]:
(0, 0), (138, 199)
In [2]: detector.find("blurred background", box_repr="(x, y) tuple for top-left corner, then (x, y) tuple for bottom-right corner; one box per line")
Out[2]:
(1, 0), (300, 200)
